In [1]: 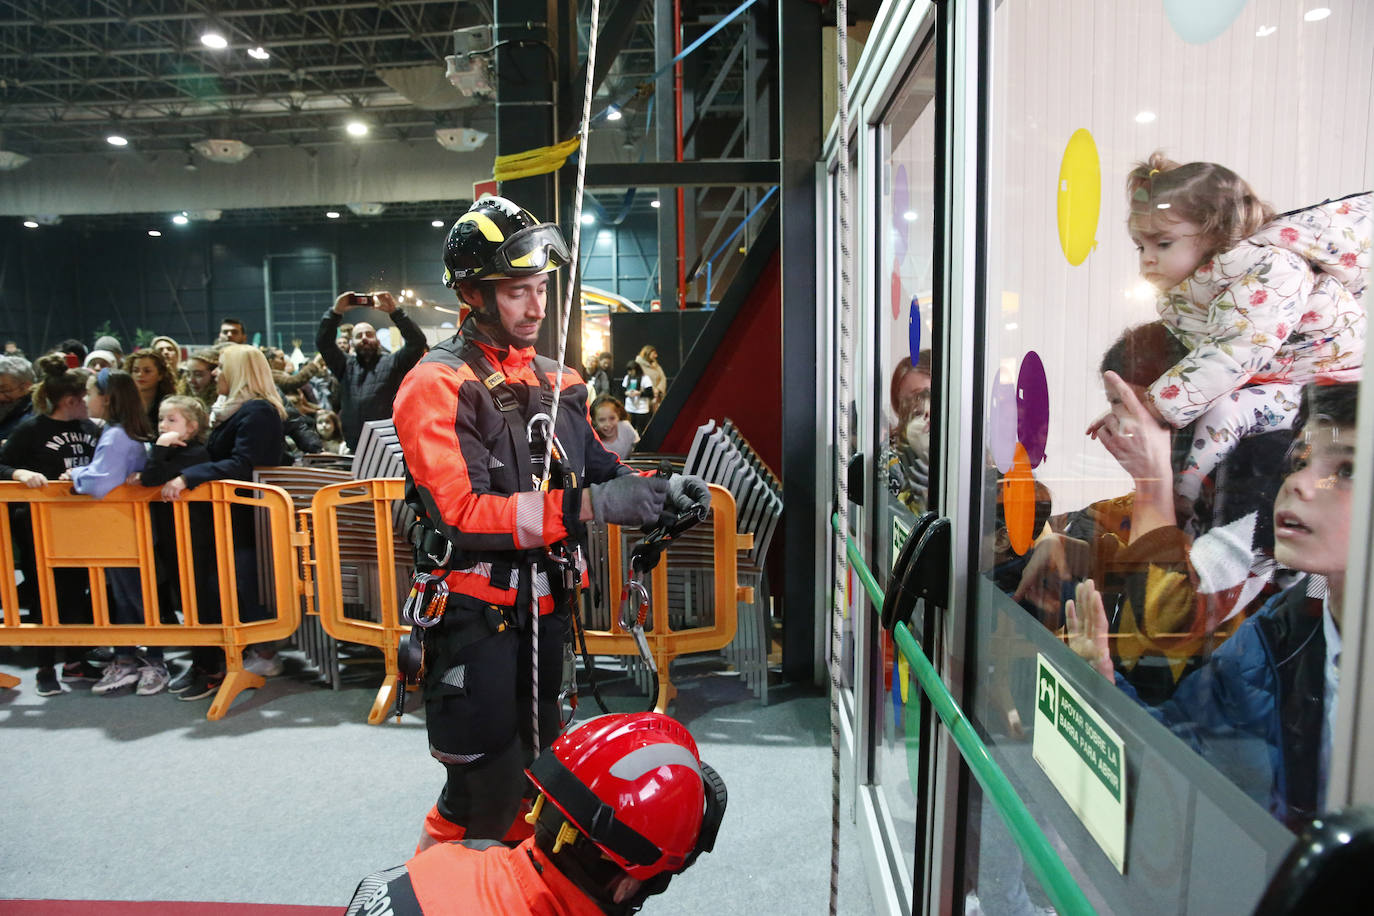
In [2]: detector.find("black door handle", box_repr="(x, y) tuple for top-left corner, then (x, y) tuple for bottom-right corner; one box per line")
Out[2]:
(881, 512), (950, 631)
(1252, 806), (1374, 915)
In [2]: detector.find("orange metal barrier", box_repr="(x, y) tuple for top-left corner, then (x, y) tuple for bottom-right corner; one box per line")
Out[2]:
(0, 480), (302, 719)
(309, 479), (755, 721)
(309, 478), (408, 724)
(588, 482), (754, 711)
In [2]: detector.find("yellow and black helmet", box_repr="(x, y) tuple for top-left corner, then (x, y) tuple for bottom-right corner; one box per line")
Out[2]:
(442, 196), (571, 287)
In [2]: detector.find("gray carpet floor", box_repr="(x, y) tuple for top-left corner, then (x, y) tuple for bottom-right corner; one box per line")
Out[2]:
(0, 648), (876, 914)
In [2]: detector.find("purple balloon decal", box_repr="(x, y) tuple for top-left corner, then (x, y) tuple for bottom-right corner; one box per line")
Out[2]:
(908, 295), (921, 361)
(988, 370), (1018, 474)
(1016, 351), (1050, 467)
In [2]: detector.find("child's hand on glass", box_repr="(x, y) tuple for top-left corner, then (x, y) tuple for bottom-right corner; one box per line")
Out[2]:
(1064, 579), (1114, 681)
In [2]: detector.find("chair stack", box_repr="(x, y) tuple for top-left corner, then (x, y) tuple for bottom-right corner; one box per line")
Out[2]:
(253, 420), (413, 688)
(585, 419), (782, 702)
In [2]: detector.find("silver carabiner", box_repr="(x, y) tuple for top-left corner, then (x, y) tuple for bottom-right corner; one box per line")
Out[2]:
(414, 577), (448, 629)
(619, 577), (650, 631)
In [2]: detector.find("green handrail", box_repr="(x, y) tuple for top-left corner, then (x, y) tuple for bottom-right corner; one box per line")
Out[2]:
(836, 518), (1097, 916)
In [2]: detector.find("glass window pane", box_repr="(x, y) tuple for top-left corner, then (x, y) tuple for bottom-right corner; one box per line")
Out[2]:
(966, 0), (1370, 911)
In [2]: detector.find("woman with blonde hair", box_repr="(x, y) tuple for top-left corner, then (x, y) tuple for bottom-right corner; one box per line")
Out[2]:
(160, 344), (288, 697)
(635, 344), (667, 409)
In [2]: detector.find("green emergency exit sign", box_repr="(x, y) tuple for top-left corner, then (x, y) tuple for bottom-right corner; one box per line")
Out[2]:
(1033, 654), (1128, 872)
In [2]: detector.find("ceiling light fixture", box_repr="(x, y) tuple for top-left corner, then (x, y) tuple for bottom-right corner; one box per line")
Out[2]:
(247, 46), (270, 60)
(431, 219), (445, 228)
(1304, 8), (1331, 22)
(148, 230), (162, 237)
(650, 200), (661, 209)
(1134, 110), (1157, 124)
(606, 106), (623, 122)
(326, 211), (341, 219)
(580, 213), (596, 225)
(902, 210), (917, 222)
(200, 32), (229, 50)
(22, 220), (38, 229)
(1256, 25), (1278, 37)
(172, 214), (190, 226)
(0, 151), (30, 170)
(106, 134), (129, 147)
(346, 121), (369, 138)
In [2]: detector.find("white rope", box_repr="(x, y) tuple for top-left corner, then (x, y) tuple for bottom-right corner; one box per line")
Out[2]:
(533, 0), (602, 757)
(830, 0), (853, 911)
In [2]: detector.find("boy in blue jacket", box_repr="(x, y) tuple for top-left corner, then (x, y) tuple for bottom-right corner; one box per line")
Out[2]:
(1068, 380), (1357, 827)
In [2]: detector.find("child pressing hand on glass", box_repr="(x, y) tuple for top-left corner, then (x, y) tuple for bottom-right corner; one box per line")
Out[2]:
(1098, 153), (1367, 504)
(63, 369), (163, 696)
(1070, 381), (1358, 825)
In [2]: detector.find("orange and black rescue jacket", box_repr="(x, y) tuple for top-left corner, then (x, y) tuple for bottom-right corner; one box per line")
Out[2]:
(394, 320), (630, 613)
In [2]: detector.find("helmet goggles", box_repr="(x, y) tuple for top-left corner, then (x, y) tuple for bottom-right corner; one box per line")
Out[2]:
(482, 222), (570, 280)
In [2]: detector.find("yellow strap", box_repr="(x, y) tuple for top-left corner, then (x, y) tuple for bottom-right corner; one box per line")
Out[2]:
(492, 137), (583, 182)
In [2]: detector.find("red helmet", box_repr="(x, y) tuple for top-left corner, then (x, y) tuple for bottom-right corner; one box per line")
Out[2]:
(527, 712), (725, 882)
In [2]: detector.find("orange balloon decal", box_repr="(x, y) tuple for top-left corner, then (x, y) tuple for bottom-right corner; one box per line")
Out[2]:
(1003, 444), (1037, 556)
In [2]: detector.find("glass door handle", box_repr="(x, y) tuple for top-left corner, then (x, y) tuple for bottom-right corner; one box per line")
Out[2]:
(881, 511), (950, 631)
(846, 452), (865, 506)
(1252, 806), (1374, 915)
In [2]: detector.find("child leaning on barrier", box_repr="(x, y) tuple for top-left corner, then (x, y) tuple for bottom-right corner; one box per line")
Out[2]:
(132, 396), (217, 661)
(64, 369), (163, 696)
(0, 353), (101, 697)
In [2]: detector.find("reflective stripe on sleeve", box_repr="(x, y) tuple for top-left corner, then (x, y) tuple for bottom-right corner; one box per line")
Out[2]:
(514, 490), (545, 548)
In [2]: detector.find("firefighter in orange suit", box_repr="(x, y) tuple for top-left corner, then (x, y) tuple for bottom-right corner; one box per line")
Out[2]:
(392, 197), (711, 851)
(346, 713), (726, 916)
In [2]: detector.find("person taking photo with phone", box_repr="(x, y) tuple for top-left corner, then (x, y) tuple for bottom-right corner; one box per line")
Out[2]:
(315, 289), (428, 450)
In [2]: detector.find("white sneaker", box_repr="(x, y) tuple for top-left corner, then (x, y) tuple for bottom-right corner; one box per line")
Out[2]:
(243, 651), (284, 677)
(136, 662), (170, 695)
(92, 660), (140, 695)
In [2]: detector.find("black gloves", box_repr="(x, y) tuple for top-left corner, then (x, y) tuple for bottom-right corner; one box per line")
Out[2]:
(590, 475), (672, 527)
(665, 473), (711, 517)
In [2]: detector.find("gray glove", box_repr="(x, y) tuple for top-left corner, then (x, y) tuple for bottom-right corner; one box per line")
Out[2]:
(666, 473), (711, 515)
(590, 474), (671, 527)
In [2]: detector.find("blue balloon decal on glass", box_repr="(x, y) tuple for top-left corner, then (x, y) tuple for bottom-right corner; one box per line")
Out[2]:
(1161, 0), (1248, 45)
(1016, 351), (1050, 467)
(908, 294), (922, 361)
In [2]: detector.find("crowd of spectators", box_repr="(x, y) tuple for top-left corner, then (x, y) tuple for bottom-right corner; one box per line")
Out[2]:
(0, 293), (430, 699)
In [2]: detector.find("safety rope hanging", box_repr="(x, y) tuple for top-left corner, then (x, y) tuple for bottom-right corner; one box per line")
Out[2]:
(529, 0), (602, 758)
(830, 0), (854, 910)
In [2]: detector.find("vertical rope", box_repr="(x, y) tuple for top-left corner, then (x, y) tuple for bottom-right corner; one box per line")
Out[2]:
(830, 0), (853, 912)
(534, 0), (602, 755)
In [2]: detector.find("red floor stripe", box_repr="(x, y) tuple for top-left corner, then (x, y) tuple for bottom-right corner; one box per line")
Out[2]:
(0, 903), (340, 915)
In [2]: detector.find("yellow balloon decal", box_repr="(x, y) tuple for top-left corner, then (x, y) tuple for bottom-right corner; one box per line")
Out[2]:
(898, 654), (910, 704)
(1057, 128), (1101, 266)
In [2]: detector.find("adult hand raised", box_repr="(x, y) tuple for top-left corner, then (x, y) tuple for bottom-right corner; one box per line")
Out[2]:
(1087, 371), (1174, 486)
(374, 291), (398, 313)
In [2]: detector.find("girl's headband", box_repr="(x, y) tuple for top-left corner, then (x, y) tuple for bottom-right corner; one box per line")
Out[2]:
(95, 367), (111, 393)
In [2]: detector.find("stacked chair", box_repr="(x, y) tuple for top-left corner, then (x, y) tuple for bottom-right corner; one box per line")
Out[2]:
(587, 419), (782, 703)
(254, 420), (410, 687)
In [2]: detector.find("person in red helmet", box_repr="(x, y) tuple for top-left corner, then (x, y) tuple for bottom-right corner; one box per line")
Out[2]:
(346, 713), (726, 916)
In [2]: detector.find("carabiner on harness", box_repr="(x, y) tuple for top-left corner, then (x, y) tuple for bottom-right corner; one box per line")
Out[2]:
(618, 573), (656, 677)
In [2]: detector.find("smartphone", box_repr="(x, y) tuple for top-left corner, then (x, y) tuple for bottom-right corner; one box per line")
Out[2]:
(64, 352), (80, 369)
(351, 293), (374, 307)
